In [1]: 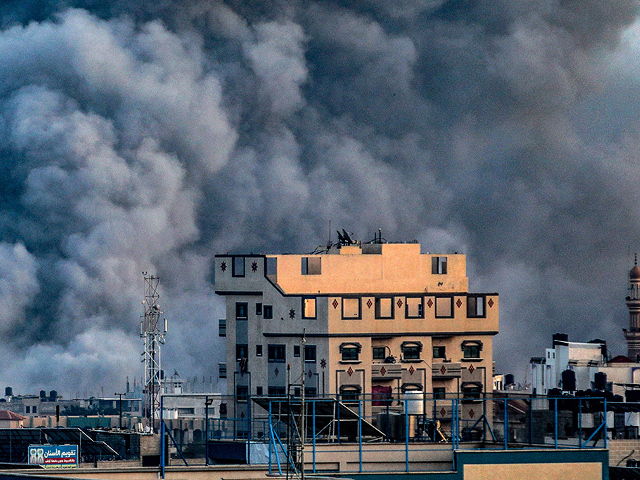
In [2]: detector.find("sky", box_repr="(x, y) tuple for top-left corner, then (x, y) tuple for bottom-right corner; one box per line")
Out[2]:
(0, 0), (639, 397)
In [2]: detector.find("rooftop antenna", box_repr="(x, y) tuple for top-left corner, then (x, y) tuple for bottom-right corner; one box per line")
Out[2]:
(140, 272), (167, 432)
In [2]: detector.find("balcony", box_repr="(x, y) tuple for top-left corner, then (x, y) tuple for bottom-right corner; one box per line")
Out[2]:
(432, 362), (461, 379)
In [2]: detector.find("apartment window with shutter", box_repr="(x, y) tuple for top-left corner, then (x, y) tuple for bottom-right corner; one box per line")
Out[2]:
(432, 256), (447, 274)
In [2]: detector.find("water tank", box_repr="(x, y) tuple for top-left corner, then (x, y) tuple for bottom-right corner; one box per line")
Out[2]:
(562, 369), (576, 392)
(553, 333), (569, 347)
(5, 387), (12, 397)
(505, 374), (515, 386)
(49, 390), (57, 402)
(39, 390), (46, 400)
(594, 372), (607, 391)
(403, 391), (424, 415)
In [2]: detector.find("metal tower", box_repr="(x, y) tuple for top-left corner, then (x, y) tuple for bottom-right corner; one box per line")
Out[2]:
(141, 273), (167, 431)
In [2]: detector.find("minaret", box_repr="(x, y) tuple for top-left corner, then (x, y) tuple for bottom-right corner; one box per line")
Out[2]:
(624, 254), (640, 361)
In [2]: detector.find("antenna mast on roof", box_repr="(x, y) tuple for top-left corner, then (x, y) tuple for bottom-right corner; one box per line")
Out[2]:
(140, 273), (167, 432)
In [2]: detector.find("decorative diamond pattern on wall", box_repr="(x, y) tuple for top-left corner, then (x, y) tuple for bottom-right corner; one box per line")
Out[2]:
(427, 299), (433, 308)
(251, 262), (258, 272)
(397, 299), (403, 308)
(220, 262), (227, 272)
(366, 299), (373, 309)
(332, 299), (339, 309)
(456, 299), (462, 308)
(488, 298), (494, 308)
(347, 367), (354, 376)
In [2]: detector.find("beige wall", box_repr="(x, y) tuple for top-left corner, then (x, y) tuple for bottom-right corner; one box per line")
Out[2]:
(464, 462), (601, 480)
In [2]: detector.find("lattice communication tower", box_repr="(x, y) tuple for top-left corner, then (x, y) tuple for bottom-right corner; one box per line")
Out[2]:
(140, 273), (167, 431)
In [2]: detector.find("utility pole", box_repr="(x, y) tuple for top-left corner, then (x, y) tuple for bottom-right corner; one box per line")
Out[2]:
(115, 392), (125, 429)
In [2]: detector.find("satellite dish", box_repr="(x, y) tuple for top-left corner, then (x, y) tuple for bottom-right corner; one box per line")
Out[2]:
(342, 229), (353, 245)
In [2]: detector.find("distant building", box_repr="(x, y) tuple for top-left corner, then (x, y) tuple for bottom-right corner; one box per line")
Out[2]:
(215, 238), (499, 433)
(0, 410), (26, 428)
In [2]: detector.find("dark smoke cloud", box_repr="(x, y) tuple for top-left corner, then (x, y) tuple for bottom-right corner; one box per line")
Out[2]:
(0, 0), (638, 395)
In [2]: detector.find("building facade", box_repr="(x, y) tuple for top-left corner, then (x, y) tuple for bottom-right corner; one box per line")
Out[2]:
(215, 241), (499, 428)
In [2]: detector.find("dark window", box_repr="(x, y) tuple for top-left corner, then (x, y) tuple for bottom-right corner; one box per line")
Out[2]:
(268, 386), (286, 396)
(372, 347), (386, 360)
(302, 297), (316, 318)
(462, 383), (482, 401)
(268, 345), (286, 363)
(256, 303), (262, 315)
(432, 256), (447, 274)
(218, 319), (226, 337)
(305, 345), (316, 362)
(263, 305), (273, 319)
(218, 363), (227, 379)
(236, 386), (248, 402)
(340, 385), (361, 403)
(294, 387), (301, 397)
(435, 297), (453, 318)
(236, 302), (248, 320)
(433, 387), (446, 399)
(375, 297), (394, 319)
(401, 342), (422, 360)
(301, 256), (321, 275)
(256, 386), (263, 396)
(236, 344), (248, 360)
(462, 341), (482, 359)
(233, 257), (245, 277)
(433, 346), (446, 359)
(294, 345), (300, 357)
(266, 257), (277, 276)
(341, 343), (361, 361)
(406, 297), (424, 318)
(305, 387), (317, 397)
(256, 345), (262, 356)
(467, 295), (485, 317)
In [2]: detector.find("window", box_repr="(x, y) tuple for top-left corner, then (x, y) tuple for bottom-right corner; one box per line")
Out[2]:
(339, 385), (361, 403)
(432, 256), (447, 274)
(233, 256), (245, 277)
(218, 319), (226, 337)
(301, 256), (322, 275)
(433, 346), (446, 359)
(256, 386), (263, 396)
(263, 305), (273, 319)
(401, 341), (422, 361)
(236, 385), (249, 402)
(462, 341), (483, 359)
(256, 345), (262, 356)
(268, 386), (286, 396)
(236, 302), (248, 320)
(433, 387), (446, 399)
(218, 363), (227, 379)
(294, 345), (300, 357)
(266, 257), (277, 276)
(435, 296), (453, 318)
(256, 303), (262, 315)
(25, 406), (30, 414)
(305, 345), (316, 363)
(406, 297), (424, 318)
(340, 343), (361, 361)
(236, 344), (248, 360)
(342, 297), (361, 319)
(305, 387), (317, 397)
(462, 383), (482, 401)
(268, 345), (286, 363)
(467, 295), (485, 317)
(302, 297), (317, 318)
(372, 347), (386, 360)
(375, 297), (393, 319)
(178, 408), (195, 416)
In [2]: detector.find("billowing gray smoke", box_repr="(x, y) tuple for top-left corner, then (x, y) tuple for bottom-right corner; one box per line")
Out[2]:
(0, 0), (638, 395)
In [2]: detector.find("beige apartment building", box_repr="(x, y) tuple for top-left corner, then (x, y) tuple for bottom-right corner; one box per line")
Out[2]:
(214, 241), (498, 432)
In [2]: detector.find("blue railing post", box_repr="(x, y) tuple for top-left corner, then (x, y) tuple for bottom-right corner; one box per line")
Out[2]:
(268, 400), (272, 474)
(160, 395), (165, 479)
(579, 398), (582, 449)
(604, 398), (608, 449)
(554, 398), (558, 450)
(358, 399), (363, 473)
(312, 400), (316, 473)
(405, 397), (409, 472)
(503, 397), (508, 450)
